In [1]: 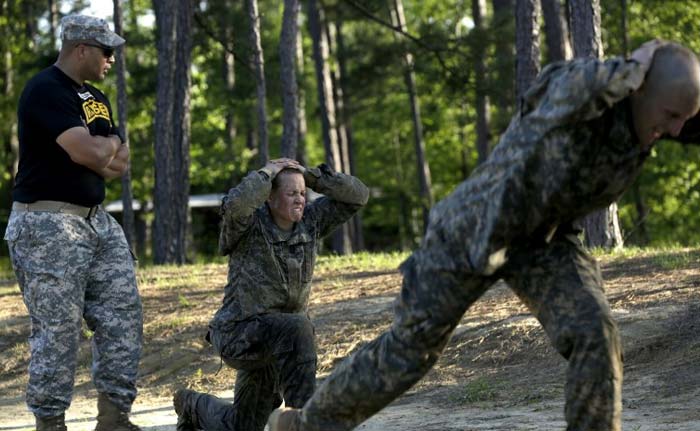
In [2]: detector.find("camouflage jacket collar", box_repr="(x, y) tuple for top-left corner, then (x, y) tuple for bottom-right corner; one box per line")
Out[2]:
(259, 203), (313, 245)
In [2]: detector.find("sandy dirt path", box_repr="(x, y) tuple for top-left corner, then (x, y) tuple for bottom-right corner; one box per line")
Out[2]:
(2, 252), (700, 430)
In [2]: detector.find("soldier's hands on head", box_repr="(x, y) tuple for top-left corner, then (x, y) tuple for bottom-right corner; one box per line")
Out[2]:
(631, 39), (665, 74)
(263, 158), (305, 179)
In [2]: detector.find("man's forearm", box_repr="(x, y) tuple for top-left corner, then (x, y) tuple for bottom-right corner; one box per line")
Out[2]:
(99, 143), (129, 179)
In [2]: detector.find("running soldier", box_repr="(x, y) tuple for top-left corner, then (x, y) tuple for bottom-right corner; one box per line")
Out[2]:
(268, 41), (700, 431)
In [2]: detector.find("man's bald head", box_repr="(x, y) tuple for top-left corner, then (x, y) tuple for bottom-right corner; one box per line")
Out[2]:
(630, 42), (700, 148)
(644, 42), (700, 108)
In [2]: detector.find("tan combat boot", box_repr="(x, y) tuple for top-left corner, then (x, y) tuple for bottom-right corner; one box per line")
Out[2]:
(94, 393), (141, 431)
(268, 407), (304, 431)
(35, 414), (67, 431)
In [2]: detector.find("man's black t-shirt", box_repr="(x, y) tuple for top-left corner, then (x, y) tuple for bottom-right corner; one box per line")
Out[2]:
(13, 65), (116, 206)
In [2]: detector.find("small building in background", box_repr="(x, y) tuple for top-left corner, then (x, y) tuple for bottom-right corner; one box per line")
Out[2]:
(105, 194), (225, 262)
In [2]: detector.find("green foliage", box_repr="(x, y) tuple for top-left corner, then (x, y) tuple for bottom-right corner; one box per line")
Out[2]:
(0, 256), (15, 283)
(178, 293), (192, 308)
(450, 377), (499, 404)
(601, 0), (700, 246)
(2, 0), (700, 255)
(593, 244), (700, 270)
(315, 250), (410, 273)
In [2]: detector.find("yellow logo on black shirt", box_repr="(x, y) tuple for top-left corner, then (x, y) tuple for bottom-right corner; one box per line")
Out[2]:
(82, 99), (110, 124)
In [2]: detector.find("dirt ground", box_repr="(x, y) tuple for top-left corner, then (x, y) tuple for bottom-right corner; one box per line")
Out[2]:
(1, 250), (699, 430)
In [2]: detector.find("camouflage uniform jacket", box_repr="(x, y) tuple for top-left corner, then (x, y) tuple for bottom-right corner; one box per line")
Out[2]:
(210, 165), (369, 327)
(421, 56), (648, 276)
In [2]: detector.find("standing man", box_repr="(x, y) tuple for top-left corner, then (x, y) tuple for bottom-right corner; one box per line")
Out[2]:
(269, 41), (700, 431)
(173, 158), (369, 431)
(3, 15), (142, 431)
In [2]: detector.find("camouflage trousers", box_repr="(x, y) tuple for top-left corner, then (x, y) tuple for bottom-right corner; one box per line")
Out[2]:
(4, 208), (143, 418)
(300, 233), (622, 431)
(190, 313), (317, 431)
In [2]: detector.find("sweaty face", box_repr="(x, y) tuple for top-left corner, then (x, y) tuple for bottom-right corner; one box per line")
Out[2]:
(632, 82), (700, 148)
(268, 172), (306, 230)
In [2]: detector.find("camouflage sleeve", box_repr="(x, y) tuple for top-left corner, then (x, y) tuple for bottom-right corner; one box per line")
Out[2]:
(304, 164), (369, 238)
(521, 56), (645, 126)
(218, 170), (271, 255)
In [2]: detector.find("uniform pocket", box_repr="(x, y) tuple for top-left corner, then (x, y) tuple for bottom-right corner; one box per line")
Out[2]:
(3, 219), (22, 242)
(8, 213), (89, 320)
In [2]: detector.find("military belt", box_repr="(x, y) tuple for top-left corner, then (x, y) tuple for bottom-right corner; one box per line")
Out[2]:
(12, 200), (100, 219)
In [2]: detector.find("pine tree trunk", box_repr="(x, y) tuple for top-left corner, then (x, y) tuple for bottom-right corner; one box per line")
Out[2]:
(247, 0), (269, 164)
(152, 0), (193, 264)
(326, 18), (353, 254)
(621, 0), (628, 56)
(515, 0), (541, 99)
(2, 1), (19, 182)
(113, 0), (136, 251)
(3, 29), (18, 181)
(325, 21), (350, 174)
(308, 0), (349, 254)
(472, 0), (491, 164)
(622, 0), (645, 243)
(569, 0), (623, 249)
(490, 0), (515, 131)
(280, 0), (300, 158)
(568, 0), (603, 58)
(48, 0), (58, 48)
(390, 0), (433, 232)
(218, 0), (237, 186)
(394, 134), (414, 249)
(335, 16), (365, 251)
(296, 29), (308, 165)
(541, 0), (571, 62)
(307, 0), (341, 170)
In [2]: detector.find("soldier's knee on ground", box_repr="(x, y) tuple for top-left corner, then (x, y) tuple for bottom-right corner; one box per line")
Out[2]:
(284, 315), (316, 359)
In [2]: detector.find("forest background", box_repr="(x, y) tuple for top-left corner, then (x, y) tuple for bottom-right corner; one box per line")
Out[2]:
(1, 0), (699, 264)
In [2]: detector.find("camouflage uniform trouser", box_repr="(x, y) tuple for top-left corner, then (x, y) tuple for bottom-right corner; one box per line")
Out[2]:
(300, 232), (622, 431)
(3, 209), (143, 418)
(191, 313), (317, 431)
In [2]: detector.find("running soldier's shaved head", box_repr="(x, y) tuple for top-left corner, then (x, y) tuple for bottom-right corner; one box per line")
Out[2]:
(631, 42), (700, 148)
(647, 43), (700, 102)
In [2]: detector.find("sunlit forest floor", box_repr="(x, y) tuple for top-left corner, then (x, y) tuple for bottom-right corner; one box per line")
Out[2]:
(1, 248), (699, 430)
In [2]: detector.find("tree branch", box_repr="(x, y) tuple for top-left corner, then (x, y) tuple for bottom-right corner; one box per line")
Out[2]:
(193, 10), (255, 75)
(341, 0), (461, 77)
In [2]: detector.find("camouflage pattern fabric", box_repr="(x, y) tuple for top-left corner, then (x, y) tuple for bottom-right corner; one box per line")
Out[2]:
(60, 14), (125, 47)
(213, 164), (369, 326)
(4, 209), (142, 418)
(192, 313), (317, 431)
(194, 164), (367, 430)
(295, 56), (648, 431)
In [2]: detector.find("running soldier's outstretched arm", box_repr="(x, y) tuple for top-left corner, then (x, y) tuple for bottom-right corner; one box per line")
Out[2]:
(218, 170), (272, 255)
(303, 164), (369, 238)
(427, 54), (649, 276)
(520, 55), (645, 126)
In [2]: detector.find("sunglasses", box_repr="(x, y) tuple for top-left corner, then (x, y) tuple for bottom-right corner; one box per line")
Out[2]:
(82, 43), (115, 58)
